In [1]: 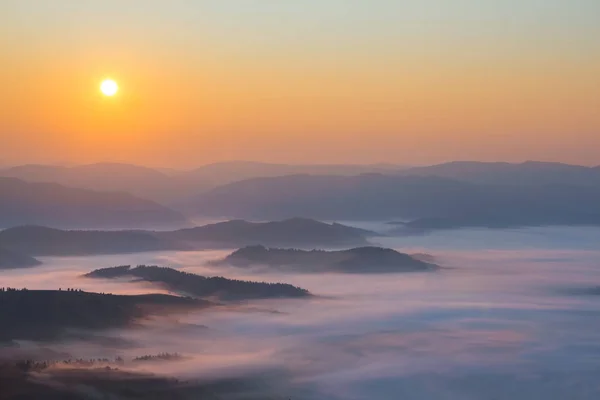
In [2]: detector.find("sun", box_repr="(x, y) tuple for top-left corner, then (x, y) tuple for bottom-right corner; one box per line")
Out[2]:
(100, 79), (119, 96)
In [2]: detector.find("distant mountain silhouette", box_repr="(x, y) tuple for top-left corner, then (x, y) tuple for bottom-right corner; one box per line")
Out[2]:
(5, 160), (599, 209)
(84, 265), (311, 300)
(177, 161), (409, 187)
(0, 226), (171, 256)
(187, 174), (600, 229)
(0, 177), (188, 229)
(0, 219), (371, 256)
(0, 289), (210, 342)
(0, 161), (408, 205)
(400, 161), (600, 187)
(214, 245), (438, 273)
(0, 248), (41, 269)
(0, 163), (211, 204)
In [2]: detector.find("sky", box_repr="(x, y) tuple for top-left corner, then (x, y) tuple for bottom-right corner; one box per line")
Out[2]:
(1, 0), (599, 168)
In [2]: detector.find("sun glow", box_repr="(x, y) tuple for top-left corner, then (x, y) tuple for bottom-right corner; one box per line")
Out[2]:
(100, 79), (119, 96)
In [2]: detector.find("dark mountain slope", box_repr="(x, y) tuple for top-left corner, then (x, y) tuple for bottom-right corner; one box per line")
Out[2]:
(0, 289), (210, 342)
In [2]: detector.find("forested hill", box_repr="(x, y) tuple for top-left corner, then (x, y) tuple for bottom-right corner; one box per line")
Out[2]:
(215, 245), (439, 273)
(85, 265), (311, 301)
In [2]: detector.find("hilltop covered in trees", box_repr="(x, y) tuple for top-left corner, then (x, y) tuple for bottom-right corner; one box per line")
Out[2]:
(84, 265), (311, 301)
(214, 246), (439, 273)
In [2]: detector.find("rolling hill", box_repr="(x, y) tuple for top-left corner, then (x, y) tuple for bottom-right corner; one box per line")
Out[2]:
(214, 245), (439, 273)
(0, 218), (371, 256)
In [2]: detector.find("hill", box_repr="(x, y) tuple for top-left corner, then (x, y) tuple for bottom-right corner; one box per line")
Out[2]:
(0, 248), (41, 269)
(161, 217), (372, 248)
(187, 174), (600, 228)
(0, 289), (210, 342)
(0, 219), (371, 256)
(84, 265), (311, 301)
(214, 245), (438, 273)
(0, 177), (188, 229)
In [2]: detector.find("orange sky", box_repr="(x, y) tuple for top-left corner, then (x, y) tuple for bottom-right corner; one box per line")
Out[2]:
(1, 1), (599, 167)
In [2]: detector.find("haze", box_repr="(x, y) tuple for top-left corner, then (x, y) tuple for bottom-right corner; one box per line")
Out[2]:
(4, 226), (600, 399)
(1, 0), (600, 167)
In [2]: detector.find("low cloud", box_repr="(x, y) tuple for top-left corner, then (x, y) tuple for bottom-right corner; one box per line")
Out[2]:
(3, 227), (600, 399)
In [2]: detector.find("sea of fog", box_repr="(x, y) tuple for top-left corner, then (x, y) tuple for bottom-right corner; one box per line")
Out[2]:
(3, 224), (600, 399)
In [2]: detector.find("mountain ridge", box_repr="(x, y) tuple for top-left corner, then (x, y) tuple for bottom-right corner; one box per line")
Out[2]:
(0, 177), (188, 229)
(0, 218), (372, 256)
(186, 173), (600, 228)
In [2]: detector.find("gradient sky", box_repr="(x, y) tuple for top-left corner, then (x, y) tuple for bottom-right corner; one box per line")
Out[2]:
(1, 0), (599, 167)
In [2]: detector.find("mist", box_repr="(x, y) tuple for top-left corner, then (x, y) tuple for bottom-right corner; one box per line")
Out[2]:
(3, 225), (600, 399)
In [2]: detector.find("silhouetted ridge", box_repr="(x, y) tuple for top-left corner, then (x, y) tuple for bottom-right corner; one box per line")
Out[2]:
(0, 359), (289, 399)
(215, 246), (438, 273)
(84, 265), (311, 300)
(0, 226), (169, 256)
(0, 161), (411, 207)
(0, 218), (371, 256)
